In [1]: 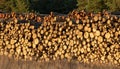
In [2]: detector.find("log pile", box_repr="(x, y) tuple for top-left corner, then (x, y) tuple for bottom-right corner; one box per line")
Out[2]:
(0, 11), (120, 66)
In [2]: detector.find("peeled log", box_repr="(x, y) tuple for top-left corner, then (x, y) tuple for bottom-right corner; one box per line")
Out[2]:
(97, 36), (103, 43)
(33, 38), (39, 45)
(84, 32), (89, 39)
(32, 33), (37, 39)
(38, 44), (43, 51)
(69, 21), (72, 26)
(94, 16), (98, 21)
(84, 26), (89, 32)
(10, 39), (17, 45)
(90, 32), (94, 38)
(95, 30), (100, 36)
(77, 24), (83, 30)
(16, 47), (21, 54)
(77, 32), (83, 39)
(105, 32), (111, 39)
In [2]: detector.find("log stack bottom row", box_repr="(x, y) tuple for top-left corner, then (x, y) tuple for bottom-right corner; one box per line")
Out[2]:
(0, 11), (120, 66)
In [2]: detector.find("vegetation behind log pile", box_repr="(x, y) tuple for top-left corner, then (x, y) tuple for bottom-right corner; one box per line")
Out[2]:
(0, 0), (120, 13)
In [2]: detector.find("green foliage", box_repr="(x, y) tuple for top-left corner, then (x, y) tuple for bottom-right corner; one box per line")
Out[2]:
(0, 0), (29, 12)
(77, 0), (120, 13)
(0, 0), (120, 13)
(14, 0), (29, 12)
(30, 0), (77, 13)
(104, 0), (120, 12)
(77, 0), (108, 13)
(0, 0), (10, 11)
(0, 0), (77, 13)
(77, 0), (87, 11)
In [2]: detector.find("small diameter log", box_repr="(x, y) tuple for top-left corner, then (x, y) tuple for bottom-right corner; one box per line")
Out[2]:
(10, 39), (17, 45)
(105, 32), (111, 39)
(93, 16), (98, 22)
(97, 36), (103, 43)
(94, 30), (100, 36)
(84, 32), (89, 39)
(38, 44), (43, 51)
(77, 24), (83, 30)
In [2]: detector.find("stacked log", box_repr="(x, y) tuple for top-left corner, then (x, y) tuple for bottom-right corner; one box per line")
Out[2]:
(0, 10), (120, 66)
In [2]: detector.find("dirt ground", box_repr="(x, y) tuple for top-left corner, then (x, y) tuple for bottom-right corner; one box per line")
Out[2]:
(0, 55), (119, 69)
